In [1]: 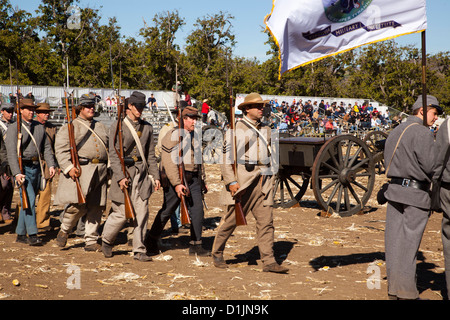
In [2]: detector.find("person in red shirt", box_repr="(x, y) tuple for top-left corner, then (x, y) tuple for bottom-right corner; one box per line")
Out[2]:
(201, 99), (210, 124)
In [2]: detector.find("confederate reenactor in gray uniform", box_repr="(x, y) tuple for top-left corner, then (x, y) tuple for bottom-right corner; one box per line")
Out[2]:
(383, 95), (442, 300)
(5, 98), (56, 245)
(211, 93), (289, 274)
(0, 103), (15, 223)
(55, 94), (109, 251)
(101, 91), (161, 261)
(146, 105), (210, 257)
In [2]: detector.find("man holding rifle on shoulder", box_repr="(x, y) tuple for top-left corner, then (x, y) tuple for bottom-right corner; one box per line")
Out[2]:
(211, 93), (288, 274)
(5, 98), (56, 246)
(146, 101), (210, 257)
(54, 94), (109, 252)
(101, 91), (160, 261)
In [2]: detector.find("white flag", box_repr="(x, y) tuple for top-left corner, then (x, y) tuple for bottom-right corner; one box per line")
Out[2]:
(265, 0), (427, 78)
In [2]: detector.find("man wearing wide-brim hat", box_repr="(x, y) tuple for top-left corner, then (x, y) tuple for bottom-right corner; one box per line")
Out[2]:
(5, 98), (57, 246)
(35, 102), (58, 232)
(211, 92), (289, 273)
(19, 98), (37, 109)
(54, 93), (109, 252)
(146, 102), (211, 257)
(383, 94), (442, 299)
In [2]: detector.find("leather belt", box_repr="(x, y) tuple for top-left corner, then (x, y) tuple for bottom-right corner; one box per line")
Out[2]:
(79, 158), (107, 165)
(185, 171), (198, 177)
(123, 157), (143, 167)
(22, 157), (41, 165)
(23, 156), (40, 162)
(441, 181), (450, 190)
(390, 178), (430, 192)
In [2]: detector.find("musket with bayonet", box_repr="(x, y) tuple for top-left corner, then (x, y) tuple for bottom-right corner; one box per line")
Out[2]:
(63, 59), (86, 204)
(229, 88), (247, 226)
(177, 100), (191, 225)
(110, 47), (135, 221)
(174, 64), (192, 225)
(14, 62), (29, 210)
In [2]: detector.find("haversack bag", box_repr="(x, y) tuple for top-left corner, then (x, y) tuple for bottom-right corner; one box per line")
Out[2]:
(376, 182), (389, 205)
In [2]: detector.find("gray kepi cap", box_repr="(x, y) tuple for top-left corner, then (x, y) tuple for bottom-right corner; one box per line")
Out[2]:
(412, 95), (443, 115)
(128, 91), (146, 108)
(0, 103), (15, 111)
(79, 93), (96, 106)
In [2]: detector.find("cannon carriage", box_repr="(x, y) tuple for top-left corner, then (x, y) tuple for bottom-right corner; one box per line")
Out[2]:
(274, 132), (387, 217)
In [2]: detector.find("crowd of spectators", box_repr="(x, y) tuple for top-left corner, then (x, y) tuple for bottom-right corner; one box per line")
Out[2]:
(267, 98), (395, 135)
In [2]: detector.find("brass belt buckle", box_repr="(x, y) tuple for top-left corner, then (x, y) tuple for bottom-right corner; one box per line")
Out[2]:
(91, 158), (100, 164)
(31, 156), (39, 161)
(132, 156), (138, 162)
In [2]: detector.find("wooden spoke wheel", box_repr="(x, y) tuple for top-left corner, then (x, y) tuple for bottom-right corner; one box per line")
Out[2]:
(202, 125), (223, 164)
(273, 169), (310, 209)
(311, 135), (375, 217)
(363, 130), (388, 174)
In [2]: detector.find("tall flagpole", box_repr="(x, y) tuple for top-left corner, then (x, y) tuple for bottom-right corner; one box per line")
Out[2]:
(421, 30), (427, 126)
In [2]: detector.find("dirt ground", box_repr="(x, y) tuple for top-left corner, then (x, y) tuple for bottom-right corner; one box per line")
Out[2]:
(0, 163), (447, 302)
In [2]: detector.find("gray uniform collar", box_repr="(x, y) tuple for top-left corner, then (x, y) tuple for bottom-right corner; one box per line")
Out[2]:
(408, 115), (425, 125)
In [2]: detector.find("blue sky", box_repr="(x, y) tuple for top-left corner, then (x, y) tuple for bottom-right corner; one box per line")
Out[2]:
(8, 0), (450, 62)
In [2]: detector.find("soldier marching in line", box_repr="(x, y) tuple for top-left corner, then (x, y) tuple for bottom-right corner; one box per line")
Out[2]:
(211, 93), (289, 274)
(101, 91), (161, 261)
(0, 103), (15, 223)
(54, 94), (109, 252)
(34, 103), (58, 232)
(145, 104), (210, 257)
(5, 99), (56, 246)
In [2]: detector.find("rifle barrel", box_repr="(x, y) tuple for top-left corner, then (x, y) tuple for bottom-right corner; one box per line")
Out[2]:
(14, 62), (29, 210)
(178, 103), (191, 224)
(113, 96), (136, 221)
(229, 89), (247, 226)
(64, 90), (86, 204)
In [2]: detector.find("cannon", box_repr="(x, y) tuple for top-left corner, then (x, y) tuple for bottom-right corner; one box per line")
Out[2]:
(274, 134), (380, 217)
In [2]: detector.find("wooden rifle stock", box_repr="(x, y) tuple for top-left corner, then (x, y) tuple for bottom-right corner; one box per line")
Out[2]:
(14, 92), (29, 210)
(229, 90), (247, 226)
(113, 96), (135, 221)
(64, 90), (86, 204)
(177, 103), (191, 225)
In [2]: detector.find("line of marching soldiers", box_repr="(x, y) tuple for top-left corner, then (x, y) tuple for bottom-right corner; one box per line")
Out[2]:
(0, 91), (289, 274)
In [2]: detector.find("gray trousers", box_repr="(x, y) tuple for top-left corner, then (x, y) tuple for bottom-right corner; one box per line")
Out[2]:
(60, 203), (104, 246)
(102, 175), (149, 254)
(385, 201), (430, 299)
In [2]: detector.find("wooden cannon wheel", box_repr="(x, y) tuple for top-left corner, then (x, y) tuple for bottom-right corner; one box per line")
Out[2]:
(363, 130), (388, 174)
(311, 135), (376, 217)
(273, 170), (310, 209)
(202, 125), (223, 164)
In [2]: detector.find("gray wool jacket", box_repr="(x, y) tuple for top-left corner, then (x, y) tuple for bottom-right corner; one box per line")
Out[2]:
(383, 116), (436, 209)
(5, 119), (56, 177)
(433, 118), (450, 182)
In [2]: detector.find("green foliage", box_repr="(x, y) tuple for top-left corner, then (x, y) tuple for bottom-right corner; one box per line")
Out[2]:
(0, 0), (449, 114)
